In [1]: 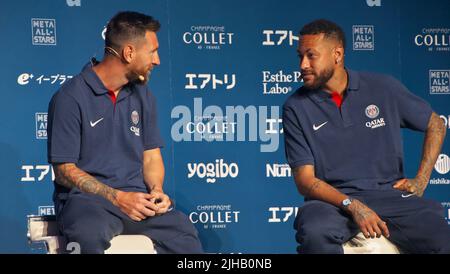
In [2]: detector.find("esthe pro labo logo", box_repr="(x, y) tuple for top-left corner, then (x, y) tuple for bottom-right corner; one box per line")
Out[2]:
(262, 70), (301, 95)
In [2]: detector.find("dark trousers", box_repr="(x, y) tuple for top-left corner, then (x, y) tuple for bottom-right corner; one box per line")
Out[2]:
(55, 192), (203, 254)
(294, 189), (450, 254)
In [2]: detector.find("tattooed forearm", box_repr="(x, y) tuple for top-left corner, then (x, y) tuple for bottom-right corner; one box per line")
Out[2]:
(305, 178), (323, 198)
(416, 112), (447, 189)
(348, 199), (374, 220)
(292, 166), (322, 198)
(54, 163), (118, 203)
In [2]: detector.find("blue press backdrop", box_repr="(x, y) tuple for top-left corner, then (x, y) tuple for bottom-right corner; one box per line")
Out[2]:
(0, 0), (449, 253)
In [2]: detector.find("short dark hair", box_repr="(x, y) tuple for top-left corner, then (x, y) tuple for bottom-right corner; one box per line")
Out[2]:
(299, 19), (346, 49)
(105, 11), (160, 49)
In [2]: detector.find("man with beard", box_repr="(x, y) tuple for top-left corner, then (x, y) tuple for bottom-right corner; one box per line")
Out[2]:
(47, 11), (203, 254)
(282, 19), (450, 254)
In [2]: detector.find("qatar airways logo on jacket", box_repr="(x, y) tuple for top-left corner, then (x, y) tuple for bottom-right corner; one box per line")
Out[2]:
(364, 104), (386, 129)
(187, 159), (239, 183)
(129, 110), (140, 136)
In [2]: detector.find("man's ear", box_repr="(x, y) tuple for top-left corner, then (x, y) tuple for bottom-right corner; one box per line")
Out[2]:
(334, 46), (344, 64)
(122, 44), (135, 63)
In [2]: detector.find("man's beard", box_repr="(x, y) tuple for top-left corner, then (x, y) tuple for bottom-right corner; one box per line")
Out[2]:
(302, 67), (334, 90)
(126, 69), (150, 84)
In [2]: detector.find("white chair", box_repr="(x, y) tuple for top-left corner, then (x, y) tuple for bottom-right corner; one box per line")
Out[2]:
(342, 232), (401, 254)
(27, 215), (156, 254)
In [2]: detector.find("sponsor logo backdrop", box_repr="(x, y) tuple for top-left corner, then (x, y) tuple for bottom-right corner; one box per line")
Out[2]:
(0, 0), (449, 253)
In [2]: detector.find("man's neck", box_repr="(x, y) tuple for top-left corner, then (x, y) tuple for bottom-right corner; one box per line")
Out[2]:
(323, 67), (348, 95)
(92, 57), (129, 95)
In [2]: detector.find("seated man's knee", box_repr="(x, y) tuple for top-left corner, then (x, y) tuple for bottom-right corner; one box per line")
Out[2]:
(295, 223), (344, 254)
(294, 203), (348, 253)
(63, 224), (112, 254)
(297, 223), (331, 243)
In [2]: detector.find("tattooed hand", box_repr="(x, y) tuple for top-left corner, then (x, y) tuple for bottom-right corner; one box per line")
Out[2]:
(393, 177), (427, 197)
(115, 191), (160, 222)
(346, 199), (390, 239)
(396, 112), (447, 198)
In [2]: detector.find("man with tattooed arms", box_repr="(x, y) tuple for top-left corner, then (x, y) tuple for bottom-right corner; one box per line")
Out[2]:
(47, 11), (202, 254)
(283, 19), (450, 254)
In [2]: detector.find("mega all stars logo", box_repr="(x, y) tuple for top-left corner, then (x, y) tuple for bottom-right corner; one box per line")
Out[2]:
(429, 70), (450, 94)
(31, 18), (56, 46)
(35, 112), (47, 139)
(353, 25), (375, 50)
(38, 206), (55, 216)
